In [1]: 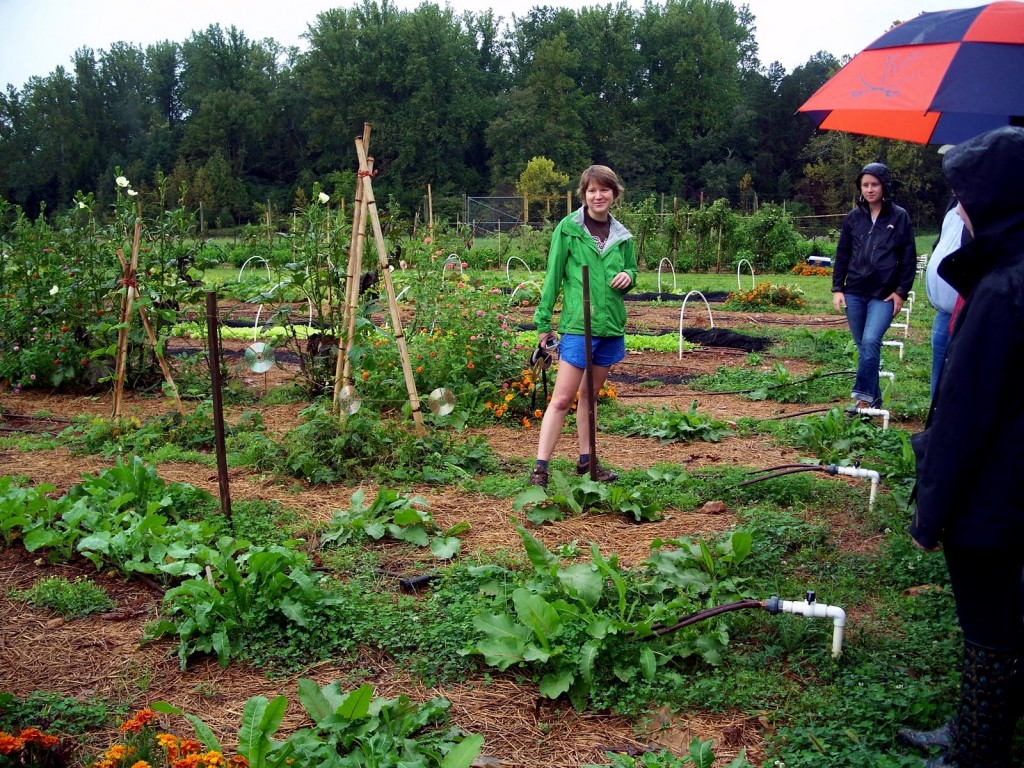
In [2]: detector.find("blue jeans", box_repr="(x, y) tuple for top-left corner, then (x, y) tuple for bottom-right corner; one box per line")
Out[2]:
(931, 309), (952, 399)
(844, 293), (892, 406)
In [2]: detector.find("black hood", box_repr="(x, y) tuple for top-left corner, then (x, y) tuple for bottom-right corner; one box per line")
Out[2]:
(944, 127), (1024, 249)
(938, 126), (1024, 297)
(857, 162), (893, 198)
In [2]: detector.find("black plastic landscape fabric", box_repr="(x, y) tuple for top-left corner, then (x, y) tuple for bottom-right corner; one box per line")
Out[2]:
(681, 327), (771, 352)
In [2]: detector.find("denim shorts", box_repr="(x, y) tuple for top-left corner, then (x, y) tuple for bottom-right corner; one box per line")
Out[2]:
(557, 334), (626, 369)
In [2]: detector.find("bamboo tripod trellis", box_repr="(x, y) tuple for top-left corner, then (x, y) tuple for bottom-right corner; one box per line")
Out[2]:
(111, 213), (185, 419)
(334, 125), (425, 435)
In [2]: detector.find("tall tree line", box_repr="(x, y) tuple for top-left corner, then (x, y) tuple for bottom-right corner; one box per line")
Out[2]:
(0, 0), (948, 226)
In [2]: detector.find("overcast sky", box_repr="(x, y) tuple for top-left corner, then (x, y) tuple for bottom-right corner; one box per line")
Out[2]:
(1, 0), (984, 90)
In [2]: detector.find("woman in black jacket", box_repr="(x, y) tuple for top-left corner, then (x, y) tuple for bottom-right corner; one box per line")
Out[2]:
(903, 126), (1024, 767)
(831, 162), (917, 410)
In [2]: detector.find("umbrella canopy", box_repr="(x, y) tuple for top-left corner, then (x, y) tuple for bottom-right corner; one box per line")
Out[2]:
(799, 1), (1024, 144)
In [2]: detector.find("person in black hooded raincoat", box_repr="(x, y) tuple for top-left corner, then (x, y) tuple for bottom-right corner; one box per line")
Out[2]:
(902, 126), (1024, 767)
(831, 162), (917, 410)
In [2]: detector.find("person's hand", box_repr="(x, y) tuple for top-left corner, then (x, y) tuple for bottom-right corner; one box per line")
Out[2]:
(537, 331), (553, 349)
(610, 271), (632, 290)
(911, 535), (941, 553)
(832, 291), (846, 313)
(887, 293), (904, 316)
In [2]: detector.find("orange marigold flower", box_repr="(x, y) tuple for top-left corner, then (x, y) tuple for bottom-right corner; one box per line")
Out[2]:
(106, 745), (129, 760)
(361, 370), (369, 381)
(18, 728), (59, 748)
(131, 761), (154, 768)
(416, 365), (424, 373)
(467, 362), (475, 369)
(226, 757), (249, 768)
(534, 409), (543, 418)
(179, 739), (203, 756)
(504, 393), (514, 402)
(0, 732), (25, 755)
(522, 418), (530, 428)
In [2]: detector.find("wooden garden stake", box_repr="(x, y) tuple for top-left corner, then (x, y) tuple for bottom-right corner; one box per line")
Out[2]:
(427, 183), (434, 233)
(581, 266), (597, 480)
(355, 137), (425, 435)
(111, 215), (185, 419)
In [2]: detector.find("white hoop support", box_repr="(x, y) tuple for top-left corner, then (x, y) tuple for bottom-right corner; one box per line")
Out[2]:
(678, 290), (715, 359)
(441, 254), (463, 287)
(657, 258), (677, 294)
(505, 256), (532, 282)
(238, 255), (272, 285)
(736, 259), (755, 293)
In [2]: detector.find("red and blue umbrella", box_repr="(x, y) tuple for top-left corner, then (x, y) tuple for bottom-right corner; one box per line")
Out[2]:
(799, 1), (1024, 144)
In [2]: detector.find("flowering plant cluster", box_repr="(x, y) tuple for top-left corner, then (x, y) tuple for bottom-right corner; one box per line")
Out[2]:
(352, 267), (527, 419)
(724, 281), (807, 311)
(90, 710), (247, 768)
(485, 367), (617, 429)
(0, 726), (62, 767)
(0, 172), (212, 392)
(790, 264), (832, 277)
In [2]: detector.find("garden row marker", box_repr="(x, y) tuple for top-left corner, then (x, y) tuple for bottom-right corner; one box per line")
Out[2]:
(335, 123), (372, 407)
(111, 212), (185, 419)
(355, 135), (425, 435)
(581, 266), (598, 481)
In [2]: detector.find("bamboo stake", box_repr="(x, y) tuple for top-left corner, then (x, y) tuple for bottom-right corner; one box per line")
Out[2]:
(355, 137), (425, 435)
(335, 124), (373, 407)
(111, 214), (142, 418)
(135, 303), (185, 416)
(111, 212), (184, 417)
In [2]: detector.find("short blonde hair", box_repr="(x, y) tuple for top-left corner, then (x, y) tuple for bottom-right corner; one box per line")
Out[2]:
(577, 165), (624, 204)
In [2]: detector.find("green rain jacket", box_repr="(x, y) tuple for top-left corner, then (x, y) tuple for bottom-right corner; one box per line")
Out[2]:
(533, 207), (638, 337)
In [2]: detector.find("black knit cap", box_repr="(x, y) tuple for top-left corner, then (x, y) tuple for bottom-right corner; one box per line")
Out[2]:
(857, 162), (893, 198)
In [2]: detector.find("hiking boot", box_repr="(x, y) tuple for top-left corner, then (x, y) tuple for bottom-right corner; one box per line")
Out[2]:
(575, 459), (618, 482)
(528, 466), (549, 488)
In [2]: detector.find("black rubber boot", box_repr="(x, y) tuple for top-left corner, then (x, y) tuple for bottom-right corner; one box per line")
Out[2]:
(937, 642), (1019, 768)
(897, 720), (952, 751)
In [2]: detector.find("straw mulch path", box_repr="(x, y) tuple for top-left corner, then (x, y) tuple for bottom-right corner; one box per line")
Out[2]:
(0, 542), (766, 767)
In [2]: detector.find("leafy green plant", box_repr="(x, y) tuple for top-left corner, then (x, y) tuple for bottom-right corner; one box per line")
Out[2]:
(156, 680), (483, 768)
(467, 523), (756, 709)
(586, 739), (754, 767)
(321, 488), (467, 559)
(0, 691), (113, 735)
(147, 541), (339, 669)
(605, 402), (728, 443)
(513, 471), (662, 523)
(8, 575), (114, 618)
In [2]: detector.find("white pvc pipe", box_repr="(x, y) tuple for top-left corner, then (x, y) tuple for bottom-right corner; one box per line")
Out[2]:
(851, 406), (890, 430)
(879, 370), (896, 384)
(833, 464), (881, 509)
(882, 340), (904, 361)
(772, 598), (847, 656)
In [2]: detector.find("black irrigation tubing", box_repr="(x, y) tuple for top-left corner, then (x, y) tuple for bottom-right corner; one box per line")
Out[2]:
(764, 406), (837, 420)
(700, 369), (855, 396)
(734, 465), (829, 487)
(636, 599), (767, 638)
